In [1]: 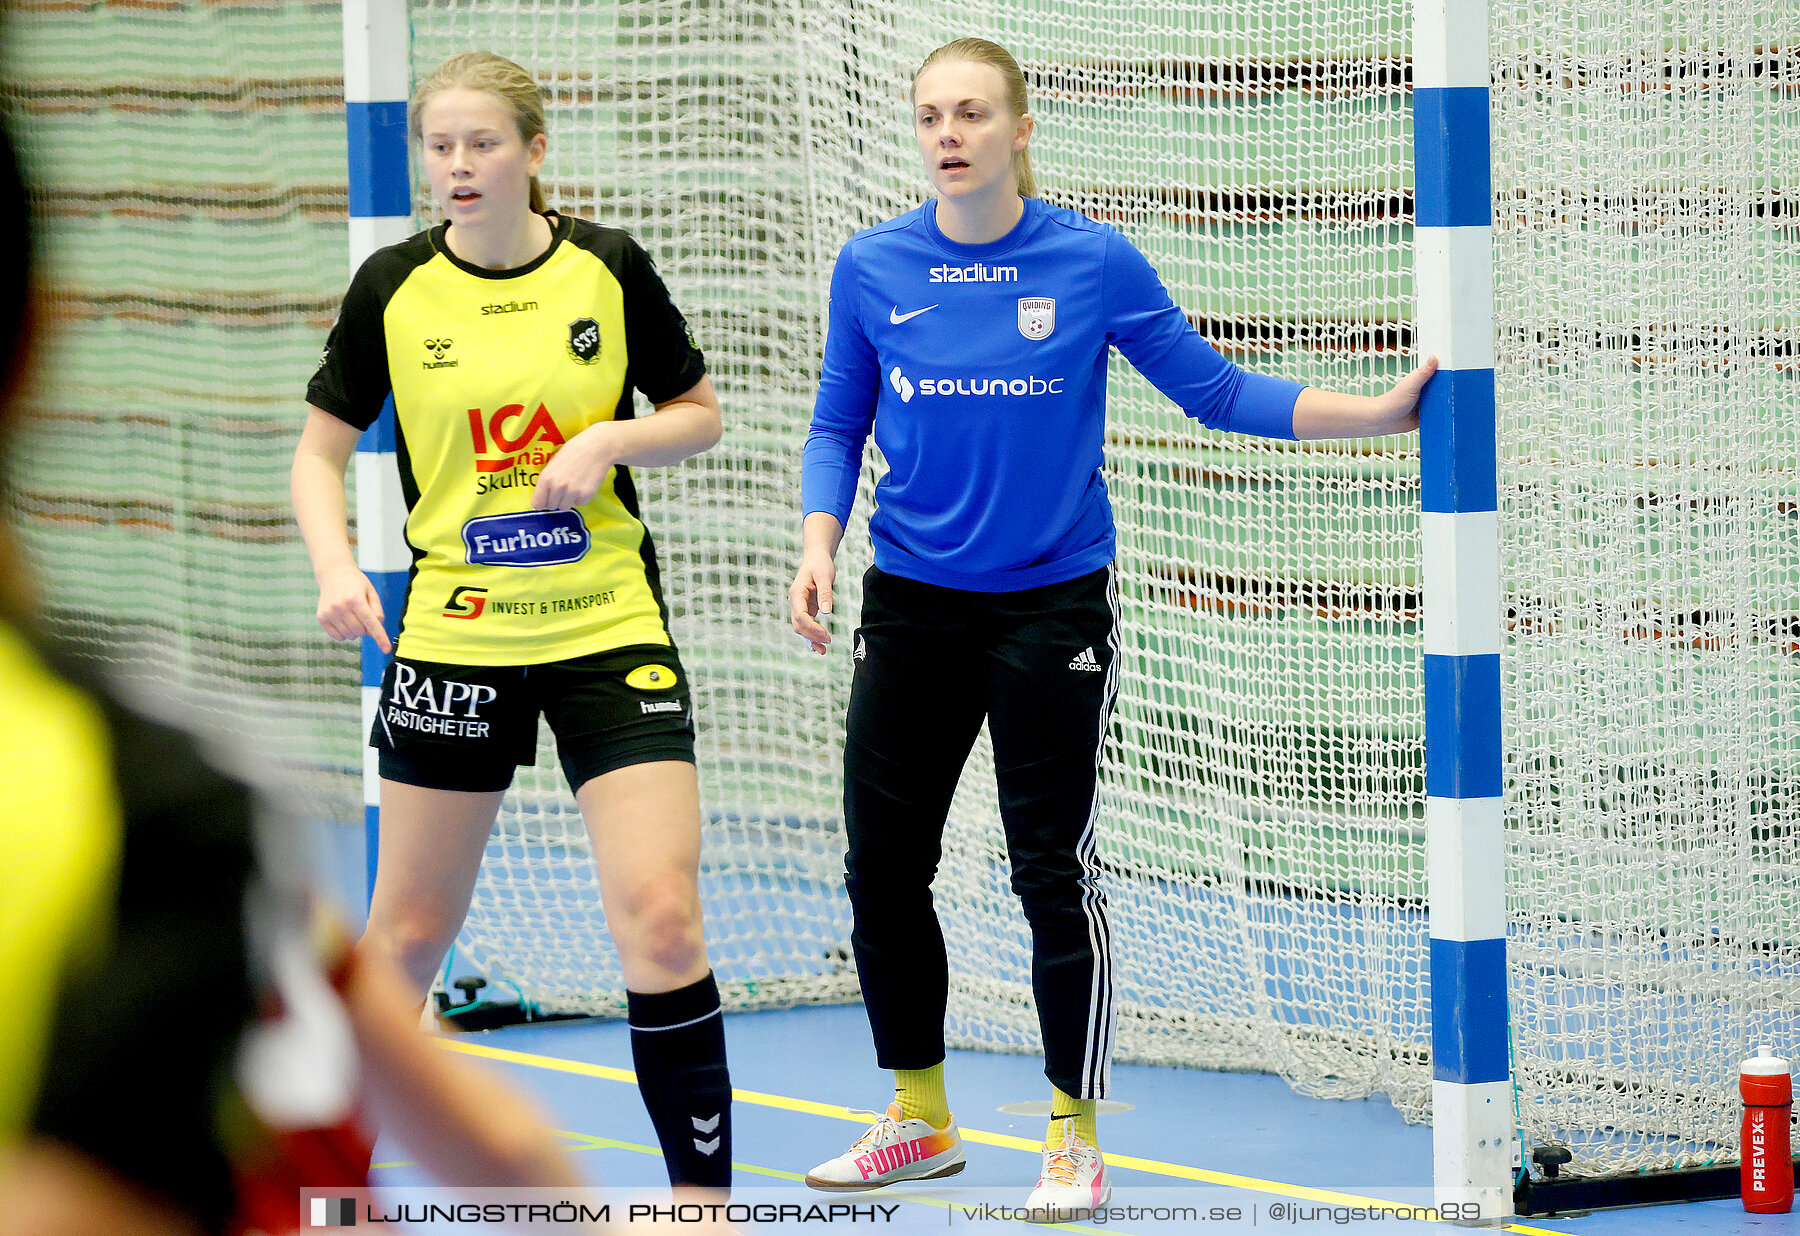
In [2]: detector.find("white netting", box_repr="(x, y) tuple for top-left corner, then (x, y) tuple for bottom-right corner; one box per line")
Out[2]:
(411, 0), (1428, 1117)
(2, 0), (360, 826)
(1493, 0), (1800, 1177)
(405, 0), (869, 1012)
(9, 0), (1794, 1191)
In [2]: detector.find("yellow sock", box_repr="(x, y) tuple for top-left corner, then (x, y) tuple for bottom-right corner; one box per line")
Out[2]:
(1047, 1085), (1098, 1147)
(893, 1064), (950, 1127)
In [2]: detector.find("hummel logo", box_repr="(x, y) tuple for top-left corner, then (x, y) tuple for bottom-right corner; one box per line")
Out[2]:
(1069, 647), (1102, 672)
(890, 304), (938, 324)
(853, 633), (868, 662)
(692, 1112), (722, 1155)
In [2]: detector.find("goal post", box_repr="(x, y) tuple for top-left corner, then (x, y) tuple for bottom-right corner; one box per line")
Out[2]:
(1413, 0), (1513, 1216)
(342, 0), (412, 908)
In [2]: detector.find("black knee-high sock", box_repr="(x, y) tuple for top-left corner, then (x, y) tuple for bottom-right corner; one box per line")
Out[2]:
(628, 972), (732, 1190)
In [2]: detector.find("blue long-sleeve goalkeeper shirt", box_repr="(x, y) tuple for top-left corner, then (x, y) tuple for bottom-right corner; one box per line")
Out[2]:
(801, 196), (1305, 592)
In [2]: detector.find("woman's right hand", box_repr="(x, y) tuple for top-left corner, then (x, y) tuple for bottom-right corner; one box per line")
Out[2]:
(789, 549), (836, 656)
(316, 563), (392, 654)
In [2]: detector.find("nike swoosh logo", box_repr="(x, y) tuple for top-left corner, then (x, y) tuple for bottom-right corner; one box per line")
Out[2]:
(890, 304), (939, 324)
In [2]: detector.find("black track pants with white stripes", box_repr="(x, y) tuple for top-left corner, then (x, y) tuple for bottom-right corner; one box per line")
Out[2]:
(842, 564), (1119, 1100)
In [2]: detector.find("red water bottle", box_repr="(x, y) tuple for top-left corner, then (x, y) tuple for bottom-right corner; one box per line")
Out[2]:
(1741, 1044), (1793, 1213)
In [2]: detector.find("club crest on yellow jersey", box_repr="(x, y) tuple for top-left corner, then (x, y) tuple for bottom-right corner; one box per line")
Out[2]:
(568, 317), (602, 364)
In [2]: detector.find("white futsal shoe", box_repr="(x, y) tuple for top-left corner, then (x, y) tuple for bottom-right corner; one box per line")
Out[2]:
(1024, 1121), (1110, 1221)
(804, 1103), (965, 1191)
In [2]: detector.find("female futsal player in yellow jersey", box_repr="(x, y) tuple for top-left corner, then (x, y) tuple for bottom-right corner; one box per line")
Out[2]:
(292, 52), (732, 1190)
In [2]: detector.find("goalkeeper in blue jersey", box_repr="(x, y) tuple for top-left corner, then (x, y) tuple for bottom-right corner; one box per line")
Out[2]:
(788, 37), (1436, 1218)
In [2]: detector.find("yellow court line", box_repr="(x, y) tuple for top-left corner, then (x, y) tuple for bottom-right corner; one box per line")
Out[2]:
(550, 1129), (1112, 1235)
(439, 1037), (1561, 1234)
(442, 1038), (883, 1121)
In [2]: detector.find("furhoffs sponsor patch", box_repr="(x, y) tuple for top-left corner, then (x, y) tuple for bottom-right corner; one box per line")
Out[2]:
(461, 509), (591, 567)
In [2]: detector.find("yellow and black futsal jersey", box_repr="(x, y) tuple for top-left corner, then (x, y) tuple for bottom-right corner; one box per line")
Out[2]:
(0, 618), (120, 1142)
(306, 214), (706, 665)
(0, 616), (264, 1232)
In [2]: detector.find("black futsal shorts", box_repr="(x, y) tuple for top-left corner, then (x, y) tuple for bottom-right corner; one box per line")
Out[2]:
(370, 643), (695, 794)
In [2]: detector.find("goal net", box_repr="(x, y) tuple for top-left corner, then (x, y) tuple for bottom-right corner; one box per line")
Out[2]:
(1492, 0), (1799, 1179)
(1, 0), (361, 829)
(7, 0), (1794, 1190)
(411, 0), (1430, 1112)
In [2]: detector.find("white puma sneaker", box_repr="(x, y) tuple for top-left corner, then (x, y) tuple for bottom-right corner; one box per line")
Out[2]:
(1024, 1121), (1109, 1221)
(804, 1103), (965, 1191)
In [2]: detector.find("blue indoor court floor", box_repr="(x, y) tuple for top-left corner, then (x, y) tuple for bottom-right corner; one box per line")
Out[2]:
(366, 1004), (1800, 1236)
